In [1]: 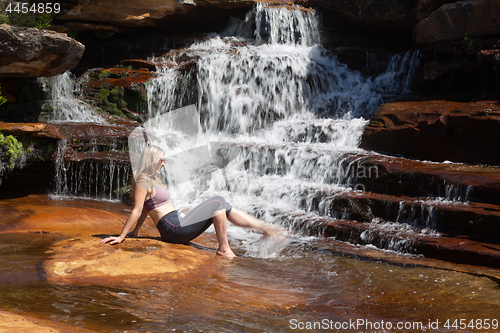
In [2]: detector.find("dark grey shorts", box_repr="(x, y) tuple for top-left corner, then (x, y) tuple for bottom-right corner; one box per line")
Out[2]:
(156, 195), (233, 244)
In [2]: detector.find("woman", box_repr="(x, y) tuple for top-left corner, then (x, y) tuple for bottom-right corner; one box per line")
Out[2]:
(100, 145), (280, 258)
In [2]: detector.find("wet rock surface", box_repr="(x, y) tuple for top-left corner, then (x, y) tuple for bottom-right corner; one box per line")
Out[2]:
(346, 153), (500, 205)
(0, 121), (137, 199)
(80, 67), (156, 121)
(2, 2), (500, 331)
(0, 195), (134, 235)
(271, 197), (500, 270)
(0, 195), (219, 284)
(0, 309), (97, 333)
(0, 122), (60, 139)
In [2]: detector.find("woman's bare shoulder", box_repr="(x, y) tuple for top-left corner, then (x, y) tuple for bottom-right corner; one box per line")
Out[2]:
(135, 175), (152, 189)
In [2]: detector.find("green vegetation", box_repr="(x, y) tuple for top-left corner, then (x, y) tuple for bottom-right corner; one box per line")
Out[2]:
(124, 89), (147, 114)
(26, 139), (54, 162)
(0, 84), (7, 106)
(464, 29), (476, 53)
(0, 3), (52, 29)
(0, 133), (35, 176)
(109, 87), (127, 109)
(98, 70), (111, 80)
(94, 31), (115, 40)
(97, 87), (127, 117)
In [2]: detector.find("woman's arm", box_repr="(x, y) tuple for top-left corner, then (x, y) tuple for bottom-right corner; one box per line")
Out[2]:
(129, 208), (149, 237)
(100, 184), (148, 245)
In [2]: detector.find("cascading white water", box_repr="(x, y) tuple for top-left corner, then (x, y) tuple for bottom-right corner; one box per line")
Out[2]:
(41, 72), (104, 123)
(254, 4), (321, 46)
(53, 151), (132, 201)
(143, 3), (422, 256)
(223, 3), (320, 46)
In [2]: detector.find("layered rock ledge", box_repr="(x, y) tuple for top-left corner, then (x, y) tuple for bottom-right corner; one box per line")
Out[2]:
(360, 99), (500, 165)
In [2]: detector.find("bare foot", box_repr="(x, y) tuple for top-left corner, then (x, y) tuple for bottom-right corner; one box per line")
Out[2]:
(217, 248), (237, 259)
(262, 224), (288, 240)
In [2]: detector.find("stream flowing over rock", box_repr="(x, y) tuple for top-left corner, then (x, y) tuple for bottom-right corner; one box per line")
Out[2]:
(0, 24), (85, 77)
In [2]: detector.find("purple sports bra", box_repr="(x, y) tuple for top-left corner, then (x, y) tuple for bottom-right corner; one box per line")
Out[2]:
(143, 182), (171, 212)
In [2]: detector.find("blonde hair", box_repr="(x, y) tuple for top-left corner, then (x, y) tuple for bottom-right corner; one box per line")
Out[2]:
(132, 145), (165, 190)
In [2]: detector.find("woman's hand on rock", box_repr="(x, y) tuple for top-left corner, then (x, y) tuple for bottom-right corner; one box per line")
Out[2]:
(100, 236), (124, 245)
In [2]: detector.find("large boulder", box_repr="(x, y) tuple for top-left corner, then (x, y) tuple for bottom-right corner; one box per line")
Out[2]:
(413, 0), (500, 46)
(56, 0), (187, 27)
(0, 195), (215, 285)
(360, 99), (500, 165)
(0, 24), (85, 77)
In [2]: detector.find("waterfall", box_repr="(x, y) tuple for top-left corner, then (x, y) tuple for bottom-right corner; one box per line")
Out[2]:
(44, 3), (425, 254)
(53, 139), (131, 200)
(223, 3), (320, 46)
(142, 2), (421, 241)
(41, 72), (104, 123)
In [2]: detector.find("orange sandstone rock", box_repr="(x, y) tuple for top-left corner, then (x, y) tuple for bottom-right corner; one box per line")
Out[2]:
(0, 309), (96, 333)
(44, 237), (213, 284)
(0, 200), (130, 236)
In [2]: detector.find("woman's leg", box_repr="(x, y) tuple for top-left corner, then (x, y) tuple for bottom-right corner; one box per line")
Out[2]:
(211, 209), (236, 258)
(177, 195), (236, 258)
(227, 208), (280, 237)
